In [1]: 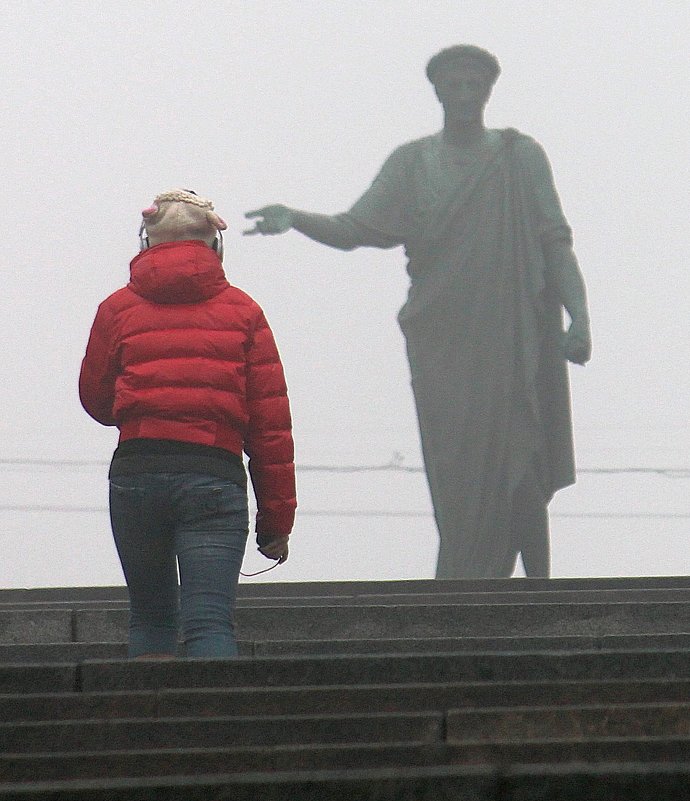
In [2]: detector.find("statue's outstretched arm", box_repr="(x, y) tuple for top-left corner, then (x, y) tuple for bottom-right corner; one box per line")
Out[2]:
(245, 146), (409, 252)
(244, 205), (361, 250)
(244, 205), (398, 251)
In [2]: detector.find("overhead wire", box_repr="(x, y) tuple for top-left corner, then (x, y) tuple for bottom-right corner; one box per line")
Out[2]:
(0, 457), (688, 478)
(1, 456), (687, 521)
(0, 505), (688, 520)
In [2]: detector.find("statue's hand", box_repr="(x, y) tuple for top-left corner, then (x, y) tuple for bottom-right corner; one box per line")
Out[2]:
(562, 318), (592, 365)
(244, 205), (294, 236)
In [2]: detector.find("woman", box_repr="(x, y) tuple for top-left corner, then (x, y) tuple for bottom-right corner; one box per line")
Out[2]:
(80, 189), (296, 657)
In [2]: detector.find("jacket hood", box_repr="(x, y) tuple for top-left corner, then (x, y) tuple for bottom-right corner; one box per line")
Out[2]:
(128, 240), (229, 304)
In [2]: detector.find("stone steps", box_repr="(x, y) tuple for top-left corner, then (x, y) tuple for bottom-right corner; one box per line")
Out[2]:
(3, 575), (689, 602)
(1, 701), (687, 751)
(2, 677), (688, 722)
(3, 632), (690, 664)
(2, 736), (688, 784)
(0, 578), (688, 799)
(77, 650), (690, 691)
(1, 649), (687, 695)
(0, 710), (444, 753)
(4, 587), (690, 611)
(3, 600), (689, 645)
(0, 763), (688, 801)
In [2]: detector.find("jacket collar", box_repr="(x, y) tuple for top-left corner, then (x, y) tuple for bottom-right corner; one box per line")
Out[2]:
(128, 240), (229, 304)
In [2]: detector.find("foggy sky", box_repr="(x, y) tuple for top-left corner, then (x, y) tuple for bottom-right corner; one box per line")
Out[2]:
(1, 1), (688, 587)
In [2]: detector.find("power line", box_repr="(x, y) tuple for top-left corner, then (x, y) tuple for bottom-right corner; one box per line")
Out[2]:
(578, 468), (690, 478)
(299, 465), (690, 479)
(0, 457), (688, 478)
(299, 511), (690, 520)
(0, 505), (108, 514)
(0, 458), (105, 467)
(0, 505), (688, 520)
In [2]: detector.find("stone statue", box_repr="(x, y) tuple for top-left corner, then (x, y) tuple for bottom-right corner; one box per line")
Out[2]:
(244, 45), (591, 579)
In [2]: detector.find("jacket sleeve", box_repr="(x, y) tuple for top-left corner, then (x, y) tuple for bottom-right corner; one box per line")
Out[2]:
(79, 301), (119, 427)
(244, 308), (297, 536)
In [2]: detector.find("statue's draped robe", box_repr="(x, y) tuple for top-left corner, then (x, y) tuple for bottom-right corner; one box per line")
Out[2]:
(343, 129), (575, 578)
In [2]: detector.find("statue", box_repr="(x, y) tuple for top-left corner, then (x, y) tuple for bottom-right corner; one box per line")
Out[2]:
(245, 45), (591, 579)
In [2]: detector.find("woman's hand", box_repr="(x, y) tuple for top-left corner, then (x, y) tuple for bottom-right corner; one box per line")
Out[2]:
(257, 533), (289, 564)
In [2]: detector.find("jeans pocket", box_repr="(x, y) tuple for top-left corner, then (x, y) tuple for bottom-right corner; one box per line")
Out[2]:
(110, 469), (158, 491)
(109, 479), (147, 505)
(109, 481), (150, 551)
(180, 481), (248, 530)
(191, 486), (224, 517)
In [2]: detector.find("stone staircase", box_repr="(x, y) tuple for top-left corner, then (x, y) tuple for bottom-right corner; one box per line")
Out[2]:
(0, 576), (688, 799)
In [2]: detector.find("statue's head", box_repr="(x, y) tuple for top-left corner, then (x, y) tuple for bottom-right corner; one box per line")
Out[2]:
(426, 45), (500, 123)
(426, 45), (500, 87)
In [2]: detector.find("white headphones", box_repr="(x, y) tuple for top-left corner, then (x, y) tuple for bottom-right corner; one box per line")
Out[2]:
(139, 188), (225, 261)
(138, 220), (224, 261)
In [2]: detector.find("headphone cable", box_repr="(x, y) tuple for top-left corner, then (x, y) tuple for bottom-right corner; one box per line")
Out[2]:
(240, 562), (281, 578)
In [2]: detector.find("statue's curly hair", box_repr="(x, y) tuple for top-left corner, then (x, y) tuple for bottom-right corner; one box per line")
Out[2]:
(426, 45), (501, 86)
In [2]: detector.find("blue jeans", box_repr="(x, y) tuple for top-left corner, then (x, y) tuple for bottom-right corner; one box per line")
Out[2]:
(109, 472), (248, 658)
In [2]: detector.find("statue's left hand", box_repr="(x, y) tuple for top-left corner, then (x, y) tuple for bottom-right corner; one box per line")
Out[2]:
(563, 318), (592, 365)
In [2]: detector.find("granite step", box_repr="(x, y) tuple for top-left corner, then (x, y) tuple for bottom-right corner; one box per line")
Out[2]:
(3, 575), (689, 605)
(74, 650), (690, 694)
(3, 632), (690, 664)
(0, 678), (690, 723)
(3, 599), (689, 645)
(0, 710), (444, 753)
(3, 587), (690, 612)
(3, 677), (689, 723)
(251, 632), (690, 656)
(242, 587), (690, 605)
(0, 702), (685, 755)
(445, 702), (690, 740)
(0, 643), (129, 663)
(5, 647), (688, 692)
(243, 575), (690, 595)
(0, 762), (688, 801)
(1, 737), (688, 783)
(4, 648), (688, 695)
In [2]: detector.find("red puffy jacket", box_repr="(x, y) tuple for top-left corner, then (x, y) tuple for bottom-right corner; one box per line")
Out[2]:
(79, 240), (296, 535)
